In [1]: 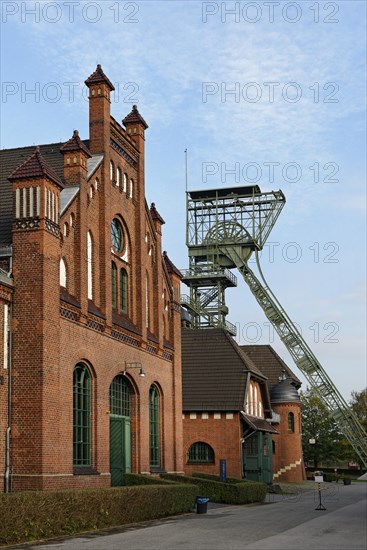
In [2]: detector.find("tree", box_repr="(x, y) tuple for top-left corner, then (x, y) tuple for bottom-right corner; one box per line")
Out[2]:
(300, 387), (343, 469)
(350, 388), (367, 431)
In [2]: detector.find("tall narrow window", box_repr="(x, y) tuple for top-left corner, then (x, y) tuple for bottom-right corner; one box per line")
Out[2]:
(129, 178), (134, 198)
(60, 258), (67, 288)
(3, 304), (9, 369)
(112, 262), (117, 309)
(149, 385), (160, 468)
(87, 231), (93, 300)
(73, 363), (91, 467)
(123, 173), (127, 192)
(120, 268), (128, 313)
(116, 167), (121, 187)
(288, 412), (295, 433)
(145, 275), (149, 329)
(110, 161), (114, 183)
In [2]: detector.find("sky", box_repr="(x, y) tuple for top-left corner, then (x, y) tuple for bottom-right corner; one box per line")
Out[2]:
(1, 0), (366, 400)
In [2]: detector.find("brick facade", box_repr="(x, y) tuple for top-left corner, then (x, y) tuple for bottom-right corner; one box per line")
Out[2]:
(0, 65), (183, 492)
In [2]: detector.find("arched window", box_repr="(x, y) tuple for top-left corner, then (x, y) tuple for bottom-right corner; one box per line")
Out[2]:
(288, 412), (295, 433)
(120, 268), (128, 313)
(112, 262), (117, 310)
(110, 375), (131, 417)
(87, 231), (93, 300)
(111, 218), (124, 254)
(116, 167), (121, 187)
(60, 258), (67, 288)
(123, 173), (127, 193)
(110, 161), (114, 183)
(149, 385), (160, 467)
(129, 178), (134, 198)
(188, 442), (214, 463)
(145, 275), (149, 329)
(73, 363), (91, 466)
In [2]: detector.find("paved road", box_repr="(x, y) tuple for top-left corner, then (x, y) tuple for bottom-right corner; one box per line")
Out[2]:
(16, 483), (367, 550)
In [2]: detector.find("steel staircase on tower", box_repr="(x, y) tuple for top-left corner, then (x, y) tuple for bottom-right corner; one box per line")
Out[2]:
(182, 184), (367, 468)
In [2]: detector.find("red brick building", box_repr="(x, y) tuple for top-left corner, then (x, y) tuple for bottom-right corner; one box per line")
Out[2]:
(0, 65), (183, 492)
(182, 329), (305, 483)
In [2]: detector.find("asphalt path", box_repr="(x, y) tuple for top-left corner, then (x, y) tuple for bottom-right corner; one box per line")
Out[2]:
(14, 482), (367, 550)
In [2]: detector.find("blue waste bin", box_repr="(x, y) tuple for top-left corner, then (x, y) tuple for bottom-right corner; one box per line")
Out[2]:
(196, 497), (209, 514)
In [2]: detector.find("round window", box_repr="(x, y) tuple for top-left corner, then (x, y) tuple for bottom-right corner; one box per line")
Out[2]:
(111, 218), (124, 253)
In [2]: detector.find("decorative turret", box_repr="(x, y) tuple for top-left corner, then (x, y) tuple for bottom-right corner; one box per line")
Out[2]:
(85, 64), (115, 154)
(150, 202), (165, 235)
(270, 371), (301, 404)
(122, 105), (148, 153)
(8, 146), (64, 234)
(60, 130), (92, 185)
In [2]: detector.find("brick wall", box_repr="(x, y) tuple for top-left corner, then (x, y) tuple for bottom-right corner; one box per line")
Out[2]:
(271, 402), (305, 482)
(183, 412), (242, 478)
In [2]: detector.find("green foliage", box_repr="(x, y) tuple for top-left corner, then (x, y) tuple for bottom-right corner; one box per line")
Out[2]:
(301, 387), (344, 468)
(0, 484), (199, 546)
(161, 474), (267, 504)
(123, 473), (174, 485)
(341, 388), (367, 465)
(191, 472), (247, 484)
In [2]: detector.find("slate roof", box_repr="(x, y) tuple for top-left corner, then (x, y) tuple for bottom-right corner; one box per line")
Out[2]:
(60, 130), (92, 157)
(241, 345), (301, 390)
(0, 140), (92, 245)
(163, 251), (182, 278)
(84, 64), (115, 91)
(123, 105), (149, 129)
(8, 146), (64, 188)
(182, 328), (269, 411)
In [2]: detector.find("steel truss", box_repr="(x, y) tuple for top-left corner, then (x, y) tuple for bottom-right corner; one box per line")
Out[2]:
(182, 185), (367, 468)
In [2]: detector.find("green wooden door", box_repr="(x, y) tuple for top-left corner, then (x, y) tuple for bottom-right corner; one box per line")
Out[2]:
(243, 432), (273, 483)
(110, 416), (131, 486)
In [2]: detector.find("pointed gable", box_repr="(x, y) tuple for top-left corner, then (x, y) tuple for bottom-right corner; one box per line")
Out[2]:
(8, 146), (64, 189)
(182, 328), (268, 411)
(123, 105), (149, 129)
(150, 202), (165, 225)
(163, 251), (182, 278)
(60, 130), (92, 157)
(84, 64), (115, 91)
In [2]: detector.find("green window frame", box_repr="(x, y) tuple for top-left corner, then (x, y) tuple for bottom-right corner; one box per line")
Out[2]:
(112, 262), (117, 310)
(110, 375), (131, 417)
(73, 363), (91, 467)
(188, 442), (214, 463)
(288, 412), (295, 433)
(149, 385), (160, 467)
(120, 268), (128, 313)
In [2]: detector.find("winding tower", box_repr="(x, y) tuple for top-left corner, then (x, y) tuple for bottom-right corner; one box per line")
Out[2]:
(181, 184), (367, 468)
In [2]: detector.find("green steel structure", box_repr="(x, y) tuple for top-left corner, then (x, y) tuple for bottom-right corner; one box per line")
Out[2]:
(182, 185), (367, 468)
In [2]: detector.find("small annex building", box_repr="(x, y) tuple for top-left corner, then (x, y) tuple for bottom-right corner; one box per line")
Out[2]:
(182, 329), (305, 483)
(0, 65), (183, 492)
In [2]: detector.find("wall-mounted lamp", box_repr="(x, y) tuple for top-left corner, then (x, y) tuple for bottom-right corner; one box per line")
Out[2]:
(124, 361), (145, 378)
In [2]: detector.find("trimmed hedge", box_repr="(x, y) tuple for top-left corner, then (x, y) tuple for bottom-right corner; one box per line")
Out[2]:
(0, 484), (199, 546)
(123, 473), (175, 485)
(192, 472), (248, 484)
(161, 474), (267, 504)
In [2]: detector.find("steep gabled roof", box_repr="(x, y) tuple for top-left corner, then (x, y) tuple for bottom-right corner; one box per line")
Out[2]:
(150, 202), (165, 224)
(163, 251), (182, 278)
(60, 130), (92, 157)
(123, 105), (149, 129)
(84, 64), (115, 91)
(182, 328), (269, 411)
(241, 345), (301, 390)
(8, 146), (64, 188)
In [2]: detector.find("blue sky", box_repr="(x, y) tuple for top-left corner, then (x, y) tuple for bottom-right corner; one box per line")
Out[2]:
(1, 0), (366, 400)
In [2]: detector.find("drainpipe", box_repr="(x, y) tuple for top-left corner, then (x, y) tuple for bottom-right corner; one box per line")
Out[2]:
(4, 299), (13, 493)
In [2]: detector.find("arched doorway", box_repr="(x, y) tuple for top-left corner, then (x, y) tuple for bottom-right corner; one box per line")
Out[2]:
(110, 375), (132, 486)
